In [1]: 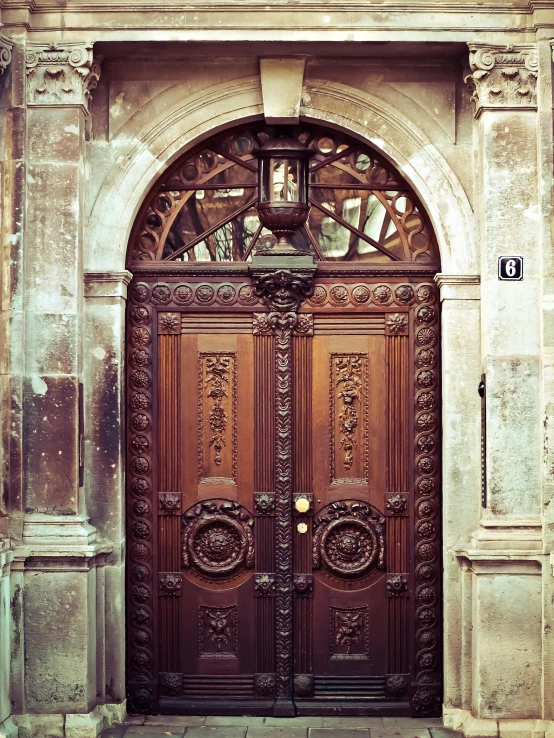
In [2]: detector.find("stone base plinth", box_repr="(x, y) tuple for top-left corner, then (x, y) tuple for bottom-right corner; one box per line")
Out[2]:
(13, 704), (123, 738)
(445, 709), (552, 738)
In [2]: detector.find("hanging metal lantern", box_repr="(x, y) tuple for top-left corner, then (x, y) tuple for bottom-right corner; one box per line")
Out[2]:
(255, 134), (314, 254)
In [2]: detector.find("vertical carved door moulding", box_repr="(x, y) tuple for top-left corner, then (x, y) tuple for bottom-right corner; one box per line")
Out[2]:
(412, 285), (441, 715)
(250, 266), (316, 715)
(127, 283), (156, 713)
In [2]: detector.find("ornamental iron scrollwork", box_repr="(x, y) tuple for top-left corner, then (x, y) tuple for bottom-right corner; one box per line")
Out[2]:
(181, 499), (254, 577)
(313, 500), (385, 578)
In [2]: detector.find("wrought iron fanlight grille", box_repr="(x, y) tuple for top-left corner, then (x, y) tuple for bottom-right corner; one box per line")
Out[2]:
(129, 123), (439, 265)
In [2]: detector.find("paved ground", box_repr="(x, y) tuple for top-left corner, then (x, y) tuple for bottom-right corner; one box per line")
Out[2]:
(102, 716), (460, 738)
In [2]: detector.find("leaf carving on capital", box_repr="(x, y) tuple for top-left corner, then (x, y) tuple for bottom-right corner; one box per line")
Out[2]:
(0, 35), (13, 76)
(465, 44), (538, 113)
(25, 42), (101, 110)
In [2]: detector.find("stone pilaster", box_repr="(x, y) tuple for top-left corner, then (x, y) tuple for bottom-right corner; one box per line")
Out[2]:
(446, 44), (545, 737)
(22, 41), (101, 533)
(9, 42), (120, 737)
(83, 271), (132, 709)
(465, 43), (541, 528)
(435, 274), (481, 716)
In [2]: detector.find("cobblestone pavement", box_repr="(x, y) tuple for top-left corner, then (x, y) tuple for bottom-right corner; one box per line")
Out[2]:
(102, 716), (460, 738)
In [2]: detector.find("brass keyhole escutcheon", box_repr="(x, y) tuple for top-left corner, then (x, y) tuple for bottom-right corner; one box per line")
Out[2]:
(297, 523), (308, 534)
(295, 496), (310, 514)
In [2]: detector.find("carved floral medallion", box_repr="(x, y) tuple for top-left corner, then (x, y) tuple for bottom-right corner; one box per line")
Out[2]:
(313, 500), (385, 578)
(182, 499), (254, 578)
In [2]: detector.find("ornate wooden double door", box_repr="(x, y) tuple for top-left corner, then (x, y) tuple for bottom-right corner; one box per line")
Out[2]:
(126, 264), (441, 717)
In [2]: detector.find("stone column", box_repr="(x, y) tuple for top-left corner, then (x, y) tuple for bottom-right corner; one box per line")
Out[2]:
(10, 42), (116, 738)
(446, 45), (546, 738)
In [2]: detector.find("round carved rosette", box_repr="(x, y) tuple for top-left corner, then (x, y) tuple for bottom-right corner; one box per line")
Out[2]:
(151, 284), (171, 304)
(216, 284), (237, 305)
(173, 284), (194, 305)
(181, 499), (255, 579)
(313, 500), (385, 579)
(308, 285), (328, 306)
(255, 673), (276, 696)
(411, 687), (441, 716)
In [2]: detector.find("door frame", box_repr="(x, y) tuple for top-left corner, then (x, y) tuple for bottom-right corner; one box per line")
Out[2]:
(125, 260), (441, 717)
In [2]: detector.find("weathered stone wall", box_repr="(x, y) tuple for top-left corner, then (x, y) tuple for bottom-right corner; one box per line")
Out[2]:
(0, 2), (553, 737)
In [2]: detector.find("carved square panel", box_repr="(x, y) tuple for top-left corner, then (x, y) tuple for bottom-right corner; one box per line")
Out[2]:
(330, 605), (369, 660)
(199, 604), (238, 659)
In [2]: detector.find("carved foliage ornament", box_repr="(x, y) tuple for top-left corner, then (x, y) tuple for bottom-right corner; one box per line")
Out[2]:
(465, 44), (538, 113)
(0, 35), (13, 76)
(181, 499), (254, 577)
(255, 673), (276, 696)
(205, 355), (231, 467)
(335, 356), (363, 472)
(26, 42), (101, 110)
(313, 500), (385, 577)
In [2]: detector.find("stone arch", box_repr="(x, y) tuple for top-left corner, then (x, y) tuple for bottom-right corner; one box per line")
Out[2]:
(87, 76), (477, 276)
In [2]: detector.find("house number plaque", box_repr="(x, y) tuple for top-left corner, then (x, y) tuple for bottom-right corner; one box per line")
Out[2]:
(498, 256), (523, 281)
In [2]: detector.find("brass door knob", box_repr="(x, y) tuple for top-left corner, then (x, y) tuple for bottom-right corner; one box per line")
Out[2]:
(295, 497), (310, 514)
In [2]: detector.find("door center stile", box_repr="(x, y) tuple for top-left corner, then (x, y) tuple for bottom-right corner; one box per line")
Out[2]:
(250, 261), (316, 716)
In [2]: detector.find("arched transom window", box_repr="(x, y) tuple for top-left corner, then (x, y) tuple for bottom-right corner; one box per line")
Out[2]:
(129, 123), (439, 265)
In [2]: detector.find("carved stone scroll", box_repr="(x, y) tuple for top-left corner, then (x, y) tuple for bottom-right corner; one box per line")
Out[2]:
(25, 42), (101, 111)
(0, 35), (13, 76)
(465, 44), (538, 115)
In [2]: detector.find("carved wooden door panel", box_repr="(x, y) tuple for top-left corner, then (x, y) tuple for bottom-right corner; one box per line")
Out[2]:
(291, 277), (441, 716)
(125, 273), (441, 718)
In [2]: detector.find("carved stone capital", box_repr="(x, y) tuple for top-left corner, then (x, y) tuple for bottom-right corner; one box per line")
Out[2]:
(25, 42), (101, 111)
(465, 44), (538, 116)
(0, 34), (13, 76)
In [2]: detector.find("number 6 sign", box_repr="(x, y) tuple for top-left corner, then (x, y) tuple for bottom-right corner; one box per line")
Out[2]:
(498, 256), (523, 281)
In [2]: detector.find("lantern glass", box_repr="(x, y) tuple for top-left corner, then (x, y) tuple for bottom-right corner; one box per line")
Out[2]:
(260, 157), (307, 205)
